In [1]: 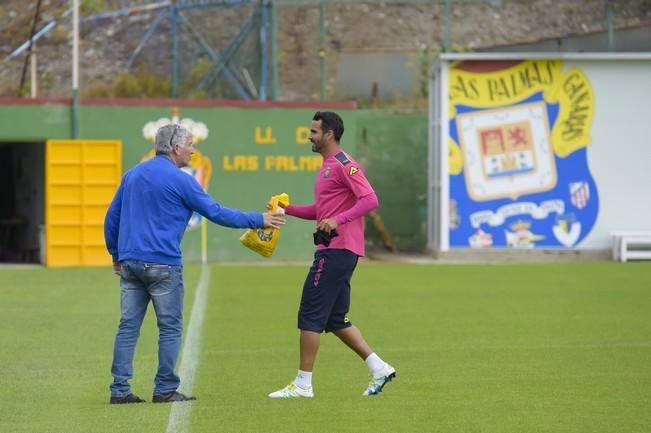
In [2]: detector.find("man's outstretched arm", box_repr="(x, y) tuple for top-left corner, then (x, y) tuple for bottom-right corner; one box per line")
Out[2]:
(285, 204), (317, 220)
(183, 176), (284, 229)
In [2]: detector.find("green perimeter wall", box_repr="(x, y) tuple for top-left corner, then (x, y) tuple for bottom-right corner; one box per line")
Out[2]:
(356, 110), (428, 252)
(0, 101), (429, 261)
(0, 100), (356, 262)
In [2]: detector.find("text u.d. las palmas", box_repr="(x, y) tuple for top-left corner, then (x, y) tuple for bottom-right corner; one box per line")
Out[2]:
(255, 126), (311, 145)
(222, 126), (321, 172)
(223, 155), (323, 172)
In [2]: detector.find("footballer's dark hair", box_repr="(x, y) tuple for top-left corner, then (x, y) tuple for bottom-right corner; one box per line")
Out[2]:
(313, 111), (344, 142)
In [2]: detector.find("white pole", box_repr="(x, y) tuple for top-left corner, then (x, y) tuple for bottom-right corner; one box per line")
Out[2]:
(72, 0), (79, 92)
(72, 0), (79, 138)
(439, 61), (450, 252)
(427, 63), (436, 251)
(30, 46), (37, 98)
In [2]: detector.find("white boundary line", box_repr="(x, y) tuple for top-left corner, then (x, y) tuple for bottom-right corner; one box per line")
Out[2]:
(166, 263), (211, 433)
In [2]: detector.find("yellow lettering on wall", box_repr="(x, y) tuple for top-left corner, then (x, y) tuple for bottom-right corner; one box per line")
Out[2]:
(264, 155), (322, 172)
(295, 127), (311, 144)
(265, 155), (297, 171)
(551, 68), (594, 158)
(264, 155), (275, 171)
(449, 60), (563, 115)
(299, 156), (322, 171)
(448, 60), (594, 159)
(255, 127), (277, 144)
(283, 156), (299, 171)
(223, 155), (259, 171)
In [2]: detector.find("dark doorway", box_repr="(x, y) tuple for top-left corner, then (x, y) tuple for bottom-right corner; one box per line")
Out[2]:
(0, 142), (45, 263)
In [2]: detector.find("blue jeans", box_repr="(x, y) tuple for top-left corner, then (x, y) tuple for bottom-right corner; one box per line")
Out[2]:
(110, 260), (184, 397)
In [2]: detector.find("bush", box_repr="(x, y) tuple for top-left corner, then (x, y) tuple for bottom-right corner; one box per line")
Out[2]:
(83, 65), (171, 98)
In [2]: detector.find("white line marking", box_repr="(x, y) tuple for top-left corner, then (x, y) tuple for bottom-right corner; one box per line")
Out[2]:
(166, 264), (210, 433)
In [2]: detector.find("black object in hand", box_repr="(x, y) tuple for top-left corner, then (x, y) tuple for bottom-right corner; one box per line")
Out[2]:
(313, 229), (339, 247)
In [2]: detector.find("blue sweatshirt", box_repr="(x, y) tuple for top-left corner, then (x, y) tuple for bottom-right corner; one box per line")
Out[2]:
(104, 155), (264, 265)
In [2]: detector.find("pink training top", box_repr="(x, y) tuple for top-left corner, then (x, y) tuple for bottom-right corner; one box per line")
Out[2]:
(286, 149), (378, 257)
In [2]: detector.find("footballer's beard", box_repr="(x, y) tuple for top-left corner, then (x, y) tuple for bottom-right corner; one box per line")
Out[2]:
(311, 139), (322, 153)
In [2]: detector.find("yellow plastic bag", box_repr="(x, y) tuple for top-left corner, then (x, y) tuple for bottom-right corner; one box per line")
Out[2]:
(240, 193), (290, 258)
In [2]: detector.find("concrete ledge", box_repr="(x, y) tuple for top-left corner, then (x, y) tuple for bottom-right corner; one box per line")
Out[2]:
(435, 249), (610, 263)
(367, 248), (611, 264)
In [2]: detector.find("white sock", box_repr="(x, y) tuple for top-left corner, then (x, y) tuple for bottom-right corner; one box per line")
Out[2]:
(364, 353), (386, 375)
(294, 369), (313, 390)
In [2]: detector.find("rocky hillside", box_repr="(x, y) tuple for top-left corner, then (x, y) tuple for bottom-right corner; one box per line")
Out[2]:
(1, 0), (650, 100)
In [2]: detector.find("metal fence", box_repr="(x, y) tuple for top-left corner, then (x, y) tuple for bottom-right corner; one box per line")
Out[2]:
(4, 0), (648, 101)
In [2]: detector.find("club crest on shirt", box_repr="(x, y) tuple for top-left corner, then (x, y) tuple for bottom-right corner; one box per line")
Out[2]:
(323, 166), (331, 178)
(349, 166), (359, 176)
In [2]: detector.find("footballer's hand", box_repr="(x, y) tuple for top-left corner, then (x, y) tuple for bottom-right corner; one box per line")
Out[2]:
(263, 212), (286, 229)
(317, 218), (338, 233)
(113, 261), (121, 276)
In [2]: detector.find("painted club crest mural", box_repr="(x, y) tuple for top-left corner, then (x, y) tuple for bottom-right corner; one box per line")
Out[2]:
(448, 60), (599, 248)
(141, 107), (213, 230)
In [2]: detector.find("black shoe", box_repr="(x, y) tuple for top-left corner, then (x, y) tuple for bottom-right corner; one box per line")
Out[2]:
(152, 391), (197, 403)
(110, 393), (146, 404)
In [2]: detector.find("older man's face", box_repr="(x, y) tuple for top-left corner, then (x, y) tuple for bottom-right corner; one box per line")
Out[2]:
(177, 137), (195, 167)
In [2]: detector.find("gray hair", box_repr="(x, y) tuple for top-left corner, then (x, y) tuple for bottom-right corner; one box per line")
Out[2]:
(155, 124), (192, 154)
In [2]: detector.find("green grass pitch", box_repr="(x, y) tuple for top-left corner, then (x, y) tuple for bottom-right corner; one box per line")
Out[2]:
(1, 262), (650, 433)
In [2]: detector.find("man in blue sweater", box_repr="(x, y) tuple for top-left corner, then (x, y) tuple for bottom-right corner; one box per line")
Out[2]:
(104, 124), (285, 404)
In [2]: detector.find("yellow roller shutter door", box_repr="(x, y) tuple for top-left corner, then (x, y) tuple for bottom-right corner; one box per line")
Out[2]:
(46, 140), (122, 267)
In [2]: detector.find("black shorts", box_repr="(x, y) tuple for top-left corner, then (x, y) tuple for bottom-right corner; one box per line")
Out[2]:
(298, 249), (359, 333)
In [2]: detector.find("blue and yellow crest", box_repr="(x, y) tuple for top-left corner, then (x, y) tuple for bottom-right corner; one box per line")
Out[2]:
(448, 60), (599, 248)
